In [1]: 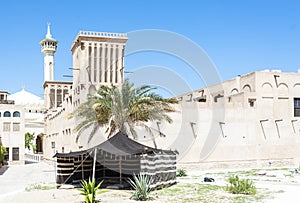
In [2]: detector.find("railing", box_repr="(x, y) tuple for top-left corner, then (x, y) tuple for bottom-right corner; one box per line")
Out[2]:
(78, 31), (127, 39)
(25, 153), (44, 163)
(0, 100), (15, 104)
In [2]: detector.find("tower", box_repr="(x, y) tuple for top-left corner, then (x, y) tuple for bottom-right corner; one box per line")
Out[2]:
(70, 31), (128, 104)
(40, 23), (58, 82)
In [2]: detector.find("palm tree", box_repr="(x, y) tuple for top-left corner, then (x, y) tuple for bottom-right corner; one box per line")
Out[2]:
(71, 79), (178, 148)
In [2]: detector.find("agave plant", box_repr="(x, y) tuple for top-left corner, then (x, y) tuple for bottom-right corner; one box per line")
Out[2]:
(128, 174), (153, 201)
(176, 168), (187, 177)
(226, 175), (256, 195)
(79, 178), (103, 203)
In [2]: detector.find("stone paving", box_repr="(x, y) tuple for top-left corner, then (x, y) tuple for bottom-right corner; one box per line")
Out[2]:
(0, 162), (55, 201)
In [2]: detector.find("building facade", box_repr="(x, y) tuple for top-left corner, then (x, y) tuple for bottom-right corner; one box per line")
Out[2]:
(42, 28), (128, 159)
(139, 70), (300, 168)
(8, 88), (45, 153)
(41, 27), (300, 168)
(0, 91), (25, 164)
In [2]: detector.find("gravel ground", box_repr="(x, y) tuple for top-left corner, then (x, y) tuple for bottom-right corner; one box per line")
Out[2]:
(1, 162), (300, 202)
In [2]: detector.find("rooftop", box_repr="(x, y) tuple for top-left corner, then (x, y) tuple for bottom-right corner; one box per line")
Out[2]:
(8, 88), (43, 106)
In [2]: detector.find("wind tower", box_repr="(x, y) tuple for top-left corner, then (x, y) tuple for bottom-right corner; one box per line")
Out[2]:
(71, 31), (128, 104)
(40, 23), (58, 82)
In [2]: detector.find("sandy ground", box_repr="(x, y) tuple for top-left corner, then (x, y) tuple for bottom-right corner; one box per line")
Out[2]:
(0, 162), (300, 202)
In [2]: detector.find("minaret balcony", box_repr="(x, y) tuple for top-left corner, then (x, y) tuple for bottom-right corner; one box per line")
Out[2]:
(41, 46), (57, 52)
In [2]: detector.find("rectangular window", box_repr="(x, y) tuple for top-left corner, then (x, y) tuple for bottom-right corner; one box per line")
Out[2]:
(12, 147), (19, 161)
(3, 122), (10, 132)
(13, 123), (20, 131)
(51, 142), (55, 149)
(294, 98), (300, 117)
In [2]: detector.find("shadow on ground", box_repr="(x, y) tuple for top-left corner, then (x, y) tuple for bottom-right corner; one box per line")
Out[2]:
(0, 165), (9, 175)
(25, 160), (38, 165)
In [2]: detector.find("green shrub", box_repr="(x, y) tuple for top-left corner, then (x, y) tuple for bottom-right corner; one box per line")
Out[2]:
(128, 174), (153, 201)
(25, 183), (55, 192)
(0, 145), (6, 164)
(176, 168), (187, 177)
(79, 178), (103, 203)
(226, 175), (256, 195)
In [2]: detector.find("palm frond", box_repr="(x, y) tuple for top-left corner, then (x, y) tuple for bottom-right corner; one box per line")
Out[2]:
(70, 79), (178, 144)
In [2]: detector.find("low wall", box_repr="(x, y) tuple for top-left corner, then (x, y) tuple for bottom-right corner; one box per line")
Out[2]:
(177, 158), (299, 171)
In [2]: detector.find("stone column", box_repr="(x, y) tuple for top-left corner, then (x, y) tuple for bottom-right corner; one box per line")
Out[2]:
(60, 85), (64, 103)
(117, 44), (123, 83)
(107, 44), (111, 83)
(54, 85), (57, 108)
(112, 44), (116, 84)
(96, 43), (100, 83)
(91, 43), (95, 83)
(101, 43), (105, 83)
(85, 42), (90, 83)
(45, 86), (49, 109)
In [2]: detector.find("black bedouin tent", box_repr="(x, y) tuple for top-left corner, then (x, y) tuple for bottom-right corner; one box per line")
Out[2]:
(54, 132), (177, 189)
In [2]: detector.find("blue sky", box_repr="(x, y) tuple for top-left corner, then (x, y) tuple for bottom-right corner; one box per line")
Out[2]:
(1, 0), (300, 97)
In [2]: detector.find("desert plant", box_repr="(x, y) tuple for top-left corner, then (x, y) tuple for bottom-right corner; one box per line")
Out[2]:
(176, 168), (187, 177)
(226, 175), (256, 195)
(31, 144), (37, 153)
(0, 144), (7, 164)
(78, 178), (103, 203)
(128, 174), (153, 201)
(25, 183), (56, 192)
(25, 132), (35, 150)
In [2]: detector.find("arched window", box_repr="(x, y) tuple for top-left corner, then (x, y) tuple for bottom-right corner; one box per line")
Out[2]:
(231, 88), (239, 95)
(278, 83), (288, 96)
(262, 82), (273, 97)
(242, 84), (251, 92)
(3, 111), (11, 117)
(13, 111), (20, 117)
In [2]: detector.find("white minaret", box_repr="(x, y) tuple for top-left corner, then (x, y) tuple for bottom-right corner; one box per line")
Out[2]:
(40, 23), (58, 82)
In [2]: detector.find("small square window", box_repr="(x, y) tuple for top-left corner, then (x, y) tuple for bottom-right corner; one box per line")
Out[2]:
(13, 123), (20, 131)
(248, 98), (256, 107)
(3, 122), (10, 132)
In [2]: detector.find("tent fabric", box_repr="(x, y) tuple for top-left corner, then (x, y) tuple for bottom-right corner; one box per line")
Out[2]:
(54, 131), (173, 158)
(96, 131), (157, 155)
(54, 148), (90, 158)
(54, 131), (177, 188)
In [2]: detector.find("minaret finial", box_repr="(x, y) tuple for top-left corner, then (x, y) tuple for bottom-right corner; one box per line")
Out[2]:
(46, 22), (52, 39)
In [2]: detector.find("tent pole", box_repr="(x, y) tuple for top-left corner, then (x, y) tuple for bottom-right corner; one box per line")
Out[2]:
(92, 148), (97, 182)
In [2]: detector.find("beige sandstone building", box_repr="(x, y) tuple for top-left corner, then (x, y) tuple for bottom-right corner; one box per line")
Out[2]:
(41, 26), (300, 168)
(42, 26), (127, 158)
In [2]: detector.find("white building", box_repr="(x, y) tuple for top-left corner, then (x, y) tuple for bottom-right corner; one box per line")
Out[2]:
(0, 91), (25, 164)
(41, 27), (300, 169)
(8, 88), (44, 153)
